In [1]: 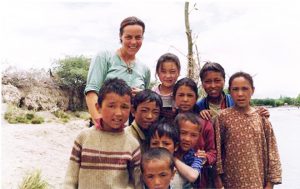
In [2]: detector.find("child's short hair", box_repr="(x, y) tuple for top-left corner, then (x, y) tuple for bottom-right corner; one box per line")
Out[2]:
(97, 78), (132, 106)
(155, 53), (181, 74)
(173, 77), (199, 100)
(199, 61), (226, 81)
(174, 112), (202, 131)
(133, 89), (163, 111)
(148, 120), (179, 146)
(141, 147), (175, 173)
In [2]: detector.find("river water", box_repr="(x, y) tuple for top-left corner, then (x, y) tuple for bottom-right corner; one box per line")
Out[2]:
(269, 107), (300, 189)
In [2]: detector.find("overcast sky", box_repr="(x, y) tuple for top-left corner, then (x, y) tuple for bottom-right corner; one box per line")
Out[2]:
(1, 0), (300, 98)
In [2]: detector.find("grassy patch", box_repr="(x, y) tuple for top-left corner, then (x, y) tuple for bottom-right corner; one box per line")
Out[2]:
(72, 111), (90, 120)
(19, 170), (49, 189)
(52, 110), (70, 123)
(4, 105), (44, 124)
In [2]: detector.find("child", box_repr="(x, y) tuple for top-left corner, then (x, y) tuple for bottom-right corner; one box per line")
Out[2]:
(197, 61), (269, 121)
(173, 77), (200, 114)
(125, 89), (162, 153)
(64, 78), (142, 189)
(174, 113), (203, 188)
(214, 71), (281, 188)
(141, 147), (175, 189)
(152, 53), (180, 122)
(148, 120), (199, 189)
(173, 77), (217, 188)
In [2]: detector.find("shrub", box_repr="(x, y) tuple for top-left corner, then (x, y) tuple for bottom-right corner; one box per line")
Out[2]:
(52, 110), (70, 123)
(72, 111), (90, 120)
(4, 104), (45, 124)
(26, 113), (35, 120)
(18, 170), (49, 189)
(15, 116), (30, 124)
(31, 117), (45, 124)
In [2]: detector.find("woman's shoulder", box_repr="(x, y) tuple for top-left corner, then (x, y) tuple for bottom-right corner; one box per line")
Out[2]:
(135, 58), (150, 71)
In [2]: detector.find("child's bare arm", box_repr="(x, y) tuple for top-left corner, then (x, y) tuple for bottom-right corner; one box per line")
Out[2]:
(174, 157), (200, 182)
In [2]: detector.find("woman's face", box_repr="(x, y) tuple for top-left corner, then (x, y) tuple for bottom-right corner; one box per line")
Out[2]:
(120, 24), (144, 57)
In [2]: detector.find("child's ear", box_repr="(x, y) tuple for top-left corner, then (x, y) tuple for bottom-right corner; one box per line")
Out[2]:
(96, 103), (101, 114)
(174, 143), (179, 152)
(131, 105), (136, 116)
(171, 169), (176, 180)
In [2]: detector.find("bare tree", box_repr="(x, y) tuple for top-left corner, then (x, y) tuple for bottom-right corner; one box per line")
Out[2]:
(184, 2), (200, 84)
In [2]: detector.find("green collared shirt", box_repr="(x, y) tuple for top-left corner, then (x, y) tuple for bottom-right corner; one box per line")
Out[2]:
(84, 51), (151, 94)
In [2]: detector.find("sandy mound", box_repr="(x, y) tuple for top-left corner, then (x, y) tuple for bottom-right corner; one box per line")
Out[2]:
(1, 103), (88, 188)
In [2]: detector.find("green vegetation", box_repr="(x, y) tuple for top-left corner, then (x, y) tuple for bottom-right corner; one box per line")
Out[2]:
(53, 56), (90, 111)
(72, 111), (90, 120)
(4, 105), (44, 124)
(19, 170), (49, 189)
(252, 94), (300, 107)
(52, 110), (70, 123)
(52, 110), (90, 123)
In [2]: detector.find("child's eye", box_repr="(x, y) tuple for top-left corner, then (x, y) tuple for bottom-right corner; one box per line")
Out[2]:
(121, 104), (130, 109)
(180, 131), (187, 135)
(204, 80), (212, 84)
(150, 142), (158, 146)
(146, 175), (154, 179)
(153, 111), (160, 115)
(107, 104), (115, 108)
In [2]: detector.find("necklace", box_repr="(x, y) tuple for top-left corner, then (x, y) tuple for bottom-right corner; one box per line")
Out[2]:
(118, 49), (134, 74)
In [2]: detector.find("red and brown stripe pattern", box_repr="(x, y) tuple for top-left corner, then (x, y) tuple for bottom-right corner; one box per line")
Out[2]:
(70, 143), (141, 171)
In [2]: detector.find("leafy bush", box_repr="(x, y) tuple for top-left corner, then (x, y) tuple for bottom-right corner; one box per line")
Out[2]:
(31, 117), (45, 124)
(4, 105), (45, 124)
(26, 113), (35, 120)
(53, 56), (90, 110)
(52, 110), (70, 123)
(19, 170), (49, 189)
(72, 111), (90, 120)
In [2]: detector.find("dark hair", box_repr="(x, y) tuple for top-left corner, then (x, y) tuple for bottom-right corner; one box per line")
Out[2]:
(148, 120), (179, 146)
(141, 147), (174, 173)
(119, 16), (145, 42)
(133, 89), (163, 111)
(155, 53), (181, 75)
(199, 61), (226, 81)
(174, 112), (202, 131)
(228, 71), (254, 91)
(173, 77), (199, 100)
(97, 78), (132, 106)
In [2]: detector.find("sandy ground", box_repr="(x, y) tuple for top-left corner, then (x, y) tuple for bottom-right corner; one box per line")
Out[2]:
(1, 103), (88, 189)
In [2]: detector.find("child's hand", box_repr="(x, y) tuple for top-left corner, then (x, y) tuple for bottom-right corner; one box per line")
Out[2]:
(199, 110), (212, 120)
(195, 150), (207, 165)
(256, 106), (270, 118)
(131, 87), (143, 97)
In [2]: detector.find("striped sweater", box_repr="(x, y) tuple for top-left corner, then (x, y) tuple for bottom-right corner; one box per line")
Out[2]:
(64, 126), (142, 189)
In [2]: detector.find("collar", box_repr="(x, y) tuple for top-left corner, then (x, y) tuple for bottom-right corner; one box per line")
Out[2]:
(205, 91), (227, 109)
(95, 118), (124, 132)
(131, 121), (146, 141)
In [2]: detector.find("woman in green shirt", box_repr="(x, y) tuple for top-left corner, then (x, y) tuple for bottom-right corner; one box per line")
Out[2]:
(85, 16), (150, 123)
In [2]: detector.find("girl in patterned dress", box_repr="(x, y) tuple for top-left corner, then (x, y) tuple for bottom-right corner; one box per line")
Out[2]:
(215, 71), (282, 188)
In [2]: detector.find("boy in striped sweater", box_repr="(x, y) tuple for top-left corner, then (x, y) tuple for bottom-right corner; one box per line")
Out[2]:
(64, 78), (142, 189)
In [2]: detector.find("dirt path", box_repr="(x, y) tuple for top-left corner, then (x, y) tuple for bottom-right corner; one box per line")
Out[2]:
(1, 103), (88, 188)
